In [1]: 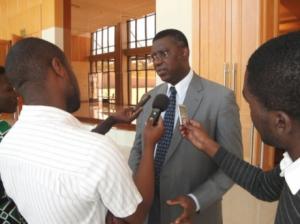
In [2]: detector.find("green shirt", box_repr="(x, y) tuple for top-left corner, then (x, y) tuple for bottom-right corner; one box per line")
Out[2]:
(0, 120), (27, 224)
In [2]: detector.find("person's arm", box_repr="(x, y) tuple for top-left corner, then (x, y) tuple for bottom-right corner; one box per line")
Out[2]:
(116, 117), (163, 224)
(182, 119), (284, 201)
(92, 107), (142, 135)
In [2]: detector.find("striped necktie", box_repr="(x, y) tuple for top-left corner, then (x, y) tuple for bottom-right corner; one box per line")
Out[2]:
(154, 86), (177, 185)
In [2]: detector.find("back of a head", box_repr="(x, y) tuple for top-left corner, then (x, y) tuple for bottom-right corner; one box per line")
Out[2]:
(153, 29), (189, 48)
(247, 31), (300, 121)
(5, 37), (67, 95)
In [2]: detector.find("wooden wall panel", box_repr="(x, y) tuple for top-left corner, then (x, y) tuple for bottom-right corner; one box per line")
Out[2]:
(71, 35), (90, 61)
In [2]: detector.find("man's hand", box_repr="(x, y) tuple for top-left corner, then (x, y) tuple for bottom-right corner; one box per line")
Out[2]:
(111, 107), (143, 124)
(92, 107), (143, 135)
(166, 195), (196, 224)
(180, 119), (220, 157)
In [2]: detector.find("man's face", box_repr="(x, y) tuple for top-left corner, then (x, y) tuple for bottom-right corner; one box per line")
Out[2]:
(243, 72), (281, 148)
(151, 36), (188, 85)
(0, 75), (18, 113)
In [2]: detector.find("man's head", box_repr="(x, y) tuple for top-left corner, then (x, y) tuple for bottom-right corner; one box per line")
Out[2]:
(5, 38), (80, 113)
(0, 66), (17, 113)
(151, 29), (190, 85)
(243, 31), (300, 150)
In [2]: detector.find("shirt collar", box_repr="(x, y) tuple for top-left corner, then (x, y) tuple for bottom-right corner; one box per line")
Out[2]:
(167, 69), (193, 101)
(19, 105), (83, 128)
(280, 152), (300, 195)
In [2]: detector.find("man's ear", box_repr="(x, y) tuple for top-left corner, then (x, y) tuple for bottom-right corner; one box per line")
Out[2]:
(274, 111), (292, 134)
(183, 47), (189, 58)
(51, 57), (65, 78)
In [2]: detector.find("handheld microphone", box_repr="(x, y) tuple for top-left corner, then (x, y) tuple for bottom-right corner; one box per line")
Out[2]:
(149, 94), (169, 125)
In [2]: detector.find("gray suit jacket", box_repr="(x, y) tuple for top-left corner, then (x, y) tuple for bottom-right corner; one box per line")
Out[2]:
(128, 73), (242, 224)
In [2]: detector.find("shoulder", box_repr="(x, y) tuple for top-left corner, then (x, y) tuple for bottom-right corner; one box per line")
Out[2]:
(190, 74), (234, 103)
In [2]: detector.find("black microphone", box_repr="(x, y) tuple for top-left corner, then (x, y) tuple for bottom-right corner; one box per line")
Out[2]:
(149, 94), (169, 125)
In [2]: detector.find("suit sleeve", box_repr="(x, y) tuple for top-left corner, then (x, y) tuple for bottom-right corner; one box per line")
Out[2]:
(192, 90), (243, 210)
(128, 111), (144, 173)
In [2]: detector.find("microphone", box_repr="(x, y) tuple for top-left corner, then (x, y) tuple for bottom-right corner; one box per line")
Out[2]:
(149, 94), (169, 125)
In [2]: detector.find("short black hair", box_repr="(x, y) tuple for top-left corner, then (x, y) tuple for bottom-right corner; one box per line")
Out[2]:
(0, 66), (4, 75)
(5, 37), (68, 94)
(153, 29), (189, 48)
(247, 31), (300, 121)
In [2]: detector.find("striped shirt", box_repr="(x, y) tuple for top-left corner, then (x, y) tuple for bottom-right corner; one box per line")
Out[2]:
(0, 106), (142, 224)
(213, 147), (300, 224)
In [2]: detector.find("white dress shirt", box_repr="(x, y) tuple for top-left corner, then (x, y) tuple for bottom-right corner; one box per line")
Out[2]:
(280, 152), (300, 195)
(0, 105), (142, 224)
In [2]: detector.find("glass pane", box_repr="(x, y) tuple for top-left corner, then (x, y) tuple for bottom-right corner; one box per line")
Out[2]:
(137, 40), (145, 48)
(109, 46), (115, 52)
(103, 47), (108, 53)
(108, 26), (115, 47)
(130, 71), (137, 105)
(129, 57), (137, 71)
(129, 20), (136, 42)
(96, 61), (102, 72)
(97, 73), (102, 99)
(92, 33), (97, 53)
(137, 58), (146, 70)
(130, 42), (135, 48)
(109, 60), (115, 71)
(137, 18), (145, 41)
(103, 28), (108, 48)
(147, 56), (154, 69)
(109, 72), (116, 102)
(147, 15), (155, 39)
(103, 61), (108, 72)
(147, 70), (156, 91)
(102, 73), (109, 99)
(138, 71), (146, 102)
(98, 48), (103, 55)
(147, 39), (152, 47)
(91, 62), (96, 73)
(96, 31), (102, 49)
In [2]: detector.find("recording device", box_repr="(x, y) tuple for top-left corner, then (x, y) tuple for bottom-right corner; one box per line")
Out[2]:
(133, 94), (151, 111)
(178, 104), (188, 125)
(149, 94), (169, 125)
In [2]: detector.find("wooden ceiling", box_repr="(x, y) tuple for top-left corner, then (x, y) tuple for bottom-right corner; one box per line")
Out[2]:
(71, 0), (155, 35)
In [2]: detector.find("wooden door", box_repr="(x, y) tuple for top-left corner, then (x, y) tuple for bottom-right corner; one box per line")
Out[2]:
(194, 0), (280, 169)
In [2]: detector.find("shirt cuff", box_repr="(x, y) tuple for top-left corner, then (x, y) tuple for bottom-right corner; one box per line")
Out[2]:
(188, 194), (200, 212)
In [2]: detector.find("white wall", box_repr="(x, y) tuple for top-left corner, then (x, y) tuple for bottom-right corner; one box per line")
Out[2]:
(155, 0), (193, 84)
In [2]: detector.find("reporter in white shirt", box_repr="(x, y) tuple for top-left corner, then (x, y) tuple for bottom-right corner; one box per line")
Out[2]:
(0, 37), (164, 224)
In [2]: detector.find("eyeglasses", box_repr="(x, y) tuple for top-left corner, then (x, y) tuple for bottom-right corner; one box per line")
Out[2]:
(150, 50), (169, 62)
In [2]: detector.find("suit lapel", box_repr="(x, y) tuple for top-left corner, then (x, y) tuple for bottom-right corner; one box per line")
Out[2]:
(164, 74), (204, 165)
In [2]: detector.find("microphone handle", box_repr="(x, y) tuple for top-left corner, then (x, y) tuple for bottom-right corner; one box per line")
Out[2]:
(149, 108), (161, 126)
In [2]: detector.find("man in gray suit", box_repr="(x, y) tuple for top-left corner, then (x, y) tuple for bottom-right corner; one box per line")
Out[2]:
(128, 29), (242, 224)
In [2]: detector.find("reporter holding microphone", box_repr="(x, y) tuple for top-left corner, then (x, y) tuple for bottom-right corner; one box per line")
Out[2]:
(181, 32), (300, 224)
(0, 37), (164, 224)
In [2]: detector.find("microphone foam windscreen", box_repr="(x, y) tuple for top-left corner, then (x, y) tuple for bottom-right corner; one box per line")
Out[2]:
(152, 94), (169, 112)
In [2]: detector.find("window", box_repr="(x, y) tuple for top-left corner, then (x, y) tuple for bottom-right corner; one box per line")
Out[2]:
(127, 13), (156, 105)
(89, 14), (156, 106)
(128, 56), (155, 105)
(128, 13), (156, 48)
(89, 59), (116, 103)
(91, 26), (115, 55)
(90, 26), (116, 103)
